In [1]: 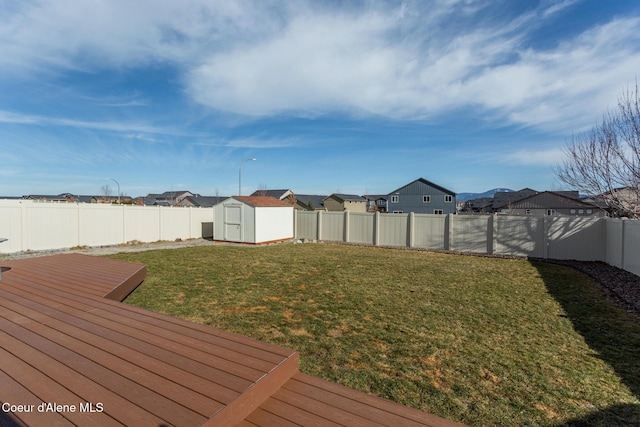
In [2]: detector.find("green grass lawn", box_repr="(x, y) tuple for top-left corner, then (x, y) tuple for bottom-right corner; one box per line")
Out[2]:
(108, 243), (640, 426)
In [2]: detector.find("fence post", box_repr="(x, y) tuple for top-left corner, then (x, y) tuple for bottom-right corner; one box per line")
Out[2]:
(542, 216), (549, 259)
(621, 218), (626, 271)
(293, 209), (298, 239)
(445, 214), (454, 251)
(344, 211), (350, 243)
(317, 210), (323, 241)
(408, 212), (415, 248)
(487, 214), (495, 255)
(374, 212), (380, 246)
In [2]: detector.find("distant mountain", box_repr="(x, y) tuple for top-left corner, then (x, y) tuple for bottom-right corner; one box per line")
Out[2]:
(456, 188), (514, 202)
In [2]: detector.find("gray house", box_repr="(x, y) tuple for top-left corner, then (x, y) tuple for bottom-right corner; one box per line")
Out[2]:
(503, 191), (604, 217)
(387, 178), (456, 214)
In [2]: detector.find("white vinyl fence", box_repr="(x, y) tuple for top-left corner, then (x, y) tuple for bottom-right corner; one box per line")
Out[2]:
(295, 211), (640, 277)
(0, 200), (214, 254)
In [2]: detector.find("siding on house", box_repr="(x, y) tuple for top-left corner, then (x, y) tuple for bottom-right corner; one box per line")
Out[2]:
(387, 178), (456, 214)
(323, 194), (367, 212)
(506, 191), (604, 217)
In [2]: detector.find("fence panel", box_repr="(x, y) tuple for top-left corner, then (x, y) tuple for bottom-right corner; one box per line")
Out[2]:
(320, 212), (345, 242)
(413, 214), (446, 249)
(623, 220), (640, 276)
(0, 201), (214, 254)
(378, 213), (409, 247)
(348, 212), (374, 245)
(451, 215), (489, 254)
(605, 219), (624, 268)
(547, 217), (605, 261)
(0, 202), (25, 253)
(123, 205), (161, 243)
(24, 203), (80, 251)
(495, 216), (545, 258)
(295, 211), (319, 240)
(159, 207), (192, 241)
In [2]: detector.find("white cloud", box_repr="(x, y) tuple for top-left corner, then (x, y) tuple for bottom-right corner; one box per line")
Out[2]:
(3, 0), (640, 132)
(501, 147), (566, 166)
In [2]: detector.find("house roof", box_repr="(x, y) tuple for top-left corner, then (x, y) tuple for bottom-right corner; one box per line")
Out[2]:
(492, 188), (538, 210)
(250, 189), (292, 200)
(363, 194), (388, 201)
(509, 191), (600, 210)
(324, 194), (366, 202)
(181, 195), (226, 207)
(233, 196), (293, 207)
(294, 194), (327, 209)
(388, 178), (456, 196)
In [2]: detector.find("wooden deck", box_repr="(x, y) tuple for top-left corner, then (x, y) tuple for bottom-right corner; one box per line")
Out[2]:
(0, 253), (464, 426)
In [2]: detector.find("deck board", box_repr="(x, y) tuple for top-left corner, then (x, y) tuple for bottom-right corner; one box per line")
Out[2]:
(0, 253), (464, 427)
(0, 254), (298, 426)
(245, 373), (466, 426)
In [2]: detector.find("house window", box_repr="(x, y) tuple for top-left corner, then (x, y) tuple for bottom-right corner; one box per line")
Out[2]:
(570, 209), (576, 214)
(578, 209), (584, 214)
(392, 210), (404, 214)
(525, 209), (531, 215)
(391, 195), (399, 203)
(423, 195), (431, 203)
(434, 209), (444, 214)
(444, 195), (453, 203)
(586, 209), (592, 214)
(546, 209), (556, 216)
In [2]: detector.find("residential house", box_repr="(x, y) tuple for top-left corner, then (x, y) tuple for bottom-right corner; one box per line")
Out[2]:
(181, 195), (227, 208)
(462, 197), (493, 213)
(23, 193), (131, 204)
(500, 191), (604, 217)
(583, 186), (640, 217)
(363, 194), (388, 212)
(145, 191), (195, 206)
(490, 188), (538, 212)
(250, 189), (294, 201)
(387, 178), (456, 214)
(323, 194), (367, 212)
(293, 194), (327, 210)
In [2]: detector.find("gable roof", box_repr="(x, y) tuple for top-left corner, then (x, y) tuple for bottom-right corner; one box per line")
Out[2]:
(492, 188), (538, 209)
(182, 195), (227, 207)
(509, 191), (600, 210)
(388, 178), (456, 196)
(250, 189), (293, 200)
(294, 194), (327, 209)
(323, 194), (367, 203)
(233, 196), (292, 207)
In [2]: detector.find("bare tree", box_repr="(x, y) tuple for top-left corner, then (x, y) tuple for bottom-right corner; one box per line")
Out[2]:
(256, 184), (269, 196)
(556, 84), (640, 218)
(101, 184), (113, 203)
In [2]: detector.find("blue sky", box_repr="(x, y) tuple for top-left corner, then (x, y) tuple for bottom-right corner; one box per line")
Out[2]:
(1, 0), (640, 198)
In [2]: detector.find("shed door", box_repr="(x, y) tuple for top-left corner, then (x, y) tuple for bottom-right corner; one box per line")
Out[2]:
(224, 205), (242, 241)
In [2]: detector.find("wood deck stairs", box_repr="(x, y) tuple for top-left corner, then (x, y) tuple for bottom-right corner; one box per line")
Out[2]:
(0, 253), (464, 426)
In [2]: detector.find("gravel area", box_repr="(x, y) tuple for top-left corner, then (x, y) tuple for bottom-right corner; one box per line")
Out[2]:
(548, 260), (640, 317)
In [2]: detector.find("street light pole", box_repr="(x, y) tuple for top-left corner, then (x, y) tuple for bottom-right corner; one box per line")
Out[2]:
(238, 158), (256, 196)
(108, 178), (121, 204)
